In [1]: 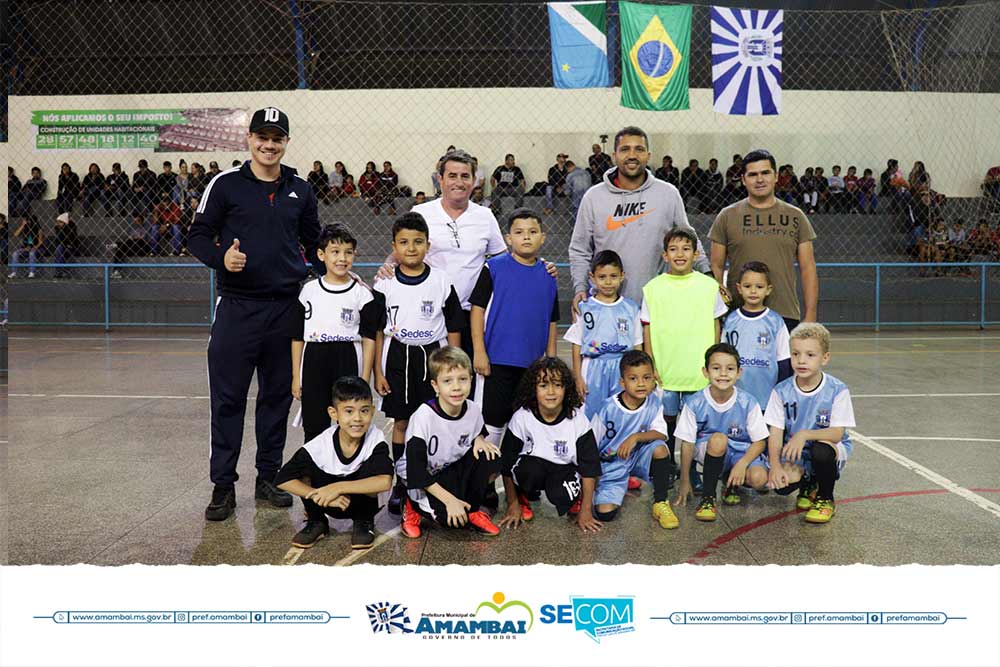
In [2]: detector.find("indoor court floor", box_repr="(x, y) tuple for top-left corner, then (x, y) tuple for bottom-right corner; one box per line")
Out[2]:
(4, 328), (998, 567)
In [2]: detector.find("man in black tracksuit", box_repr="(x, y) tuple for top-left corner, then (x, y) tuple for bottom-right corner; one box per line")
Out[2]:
(188, 107), (324, 521)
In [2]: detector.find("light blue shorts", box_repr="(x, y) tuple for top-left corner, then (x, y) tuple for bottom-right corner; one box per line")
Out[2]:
(593, 442), (662, 507)
(661, 390), (696, 417)
(581, 355), (622, 420)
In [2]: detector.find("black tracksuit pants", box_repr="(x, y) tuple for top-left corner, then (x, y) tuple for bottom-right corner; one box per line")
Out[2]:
(208, 295), (297, 487)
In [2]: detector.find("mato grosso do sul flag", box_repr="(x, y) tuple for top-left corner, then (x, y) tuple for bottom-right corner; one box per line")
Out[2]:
(711, 7), (783, 115)
(619, 1), (692, 111)
(548, 1), (611, 88)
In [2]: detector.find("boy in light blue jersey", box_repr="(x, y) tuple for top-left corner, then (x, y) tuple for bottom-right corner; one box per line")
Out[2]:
(721, 261), (792, 410)
(591, 351), (678, 529)
(673, 343), (770, 522)
(764, 323), (856, 524)
(565, 250), (643, 419)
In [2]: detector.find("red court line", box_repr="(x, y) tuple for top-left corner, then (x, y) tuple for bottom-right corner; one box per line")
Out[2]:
(688, 487), (1000, 565)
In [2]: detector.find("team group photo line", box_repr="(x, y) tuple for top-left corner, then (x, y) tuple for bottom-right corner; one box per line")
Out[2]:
(195, 106), (847, 554)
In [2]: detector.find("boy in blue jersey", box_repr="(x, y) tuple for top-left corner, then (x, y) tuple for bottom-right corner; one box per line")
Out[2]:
(565, 250), (644, 419)
(673, 343), (770, 521)
(470, 208), (559, 445)
(591, 351), (678, 529)
(764, 323), (856, 524)
(721, 261), (792, 410)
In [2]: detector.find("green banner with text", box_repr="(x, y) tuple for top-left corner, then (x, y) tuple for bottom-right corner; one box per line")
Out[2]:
(31, 108), (249, 152)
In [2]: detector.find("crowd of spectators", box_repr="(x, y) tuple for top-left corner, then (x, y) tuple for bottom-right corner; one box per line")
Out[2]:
(6, 154), (999, 279)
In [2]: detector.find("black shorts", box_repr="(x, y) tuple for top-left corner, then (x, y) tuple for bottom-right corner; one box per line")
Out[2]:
(381, 337), (441, 420)
(300, 341), (362, 442)
(510, 455), (581, 516)
(475, 363), (527, 427)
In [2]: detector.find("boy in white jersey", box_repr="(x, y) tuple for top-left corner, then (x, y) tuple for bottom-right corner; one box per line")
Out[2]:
(591, 350), (678, 529)
(369, 213), (464, 515)
(673, 343), (770, 521)
(275, 376), (393, 551)
(292, 224), (379, 442)
(398, 346), (502, 538)
(721, 261), (792, 411)
(565, 249), (643, 419)
(765, 323), (856, 523)
(498, 357), (602, 532)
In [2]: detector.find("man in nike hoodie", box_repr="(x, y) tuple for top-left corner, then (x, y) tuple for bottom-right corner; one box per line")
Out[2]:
(569, 126), (709, 308)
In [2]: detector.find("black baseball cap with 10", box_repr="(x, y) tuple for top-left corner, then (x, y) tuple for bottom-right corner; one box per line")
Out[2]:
(250, 107), (290, 136)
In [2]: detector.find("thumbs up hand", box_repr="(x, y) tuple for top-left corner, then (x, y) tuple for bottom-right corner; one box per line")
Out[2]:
(224, 238), (247, 272)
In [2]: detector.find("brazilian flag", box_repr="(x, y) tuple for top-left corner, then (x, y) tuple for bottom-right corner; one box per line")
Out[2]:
(619, 2), (692, 111)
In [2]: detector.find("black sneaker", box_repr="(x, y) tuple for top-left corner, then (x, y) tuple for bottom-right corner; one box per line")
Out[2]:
(387, 483), (405, 515)
(351, 518), (376, 549)
(255, 477), (293, 507)
(292, 519), (329, 548)
(205, 485), (236, 521)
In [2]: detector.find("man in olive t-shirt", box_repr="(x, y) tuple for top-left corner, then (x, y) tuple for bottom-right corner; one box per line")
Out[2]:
(709, 149), (819, 329)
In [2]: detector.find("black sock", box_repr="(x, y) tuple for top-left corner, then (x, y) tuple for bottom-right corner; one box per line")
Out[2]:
(812, 443), (837, 501)
(773, 479), (802, 496)
(702, 452), (725, 500)
(665, 418), (677, 464)
(650, 456), (671, 503)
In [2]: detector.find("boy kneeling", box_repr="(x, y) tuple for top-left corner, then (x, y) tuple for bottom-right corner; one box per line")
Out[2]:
(276, 376), (392, 550)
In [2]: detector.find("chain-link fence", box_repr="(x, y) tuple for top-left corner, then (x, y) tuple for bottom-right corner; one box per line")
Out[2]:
(3, 0), (1000, 325)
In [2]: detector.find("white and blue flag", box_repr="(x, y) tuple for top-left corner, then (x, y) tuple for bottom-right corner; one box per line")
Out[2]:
(548, 1), (611, 89)
(710, 7), (783, 115)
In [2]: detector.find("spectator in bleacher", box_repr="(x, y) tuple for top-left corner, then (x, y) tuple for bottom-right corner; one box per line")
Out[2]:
(131, 160), (157, 225)
(799, 167), (819, 214)
(967, 219), (999, 259)
(56, 162), (80, 215)
(490, 153), (525, 216)
(105, 163), (130, 215)
(858, 168), (878, 214)
(358, 160), (381, 212)
(843, 165), (859, 212)
(565, 159), (591, 219)
(924, 219), (949, 273)
(544, 152), (568, 214)
(186, 162), (207, 215)
(470, 185), (486, 205)
(176, 161), (190, 207)
(814, 167), (829, 212)
(8, 214), (44, 279)
(880, 159), (898, 198)
(722, 153), (745, 205)
(413, 191), (427, 206)
(983, 165), (1000, 203)
(378, 160), (400, 215)
(207, 161), (221, 179)
(151, 191), (184, 256)
(704, 158), (724, 213)
(8, 167), (21, 214)
(882, 159), (912, 213)
(827, 165), (845, 212)
(329, 161), (348, 200)
(946, 219), (968, 266)
(81, 163), (106, 217)
(775, 164), (796, 204)
(342, 174), (358, 197)
(51, 211), (79, 278)
(12, 167), (47, 218)
(308, 160), (331, 204)
(680, 158), (706, 211)
(231, 160), (241, 168)
(908, 161), (930, 195)
(654, 155), (679, 187)
(589, 142), (613, 184)
(431, 157), (443, 197)
(472, 156), (486, 191)
(157, 161), (178, 201)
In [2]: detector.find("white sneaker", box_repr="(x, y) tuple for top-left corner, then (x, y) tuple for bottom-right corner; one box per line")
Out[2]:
(7, 271), (15, 279)
(27, 271), (35, 278)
